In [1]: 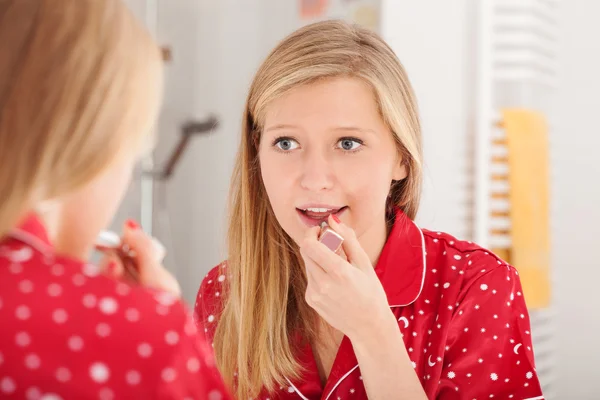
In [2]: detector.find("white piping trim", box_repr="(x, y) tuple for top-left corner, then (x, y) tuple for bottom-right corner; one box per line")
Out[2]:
(287, 222), (427, 400)
(7, 228), (53, 257)
(389, 222), (427, 308)
(524, 397), (544, 400)
(325, 365), (360, 400)
(285, 378), (310, 400)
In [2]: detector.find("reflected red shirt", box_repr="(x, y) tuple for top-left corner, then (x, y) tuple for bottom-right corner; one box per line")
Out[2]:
(195, 210), (544, 400)
(0, 214), (230, 400)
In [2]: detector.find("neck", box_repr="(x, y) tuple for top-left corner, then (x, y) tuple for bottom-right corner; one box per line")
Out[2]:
(357, 215), (390, 268)
(37, 204), (92, 261)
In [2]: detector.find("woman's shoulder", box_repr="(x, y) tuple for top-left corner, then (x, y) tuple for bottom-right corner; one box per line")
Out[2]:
(0, 249), (208, 397)
(415, 230), (542, 399)
(422, 228), (512, 268)
(419, 228), (521, 295)
(193, 262), (228, 336)
(3, 249), (192, 339)
(195, 261), (228, 302)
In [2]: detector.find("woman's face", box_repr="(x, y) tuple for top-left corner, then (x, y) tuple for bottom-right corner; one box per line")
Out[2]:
(259, 77), (406, 259)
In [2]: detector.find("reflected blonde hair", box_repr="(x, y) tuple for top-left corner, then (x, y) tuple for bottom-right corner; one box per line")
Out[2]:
(215, 20), (423, 397)
(0, 0), (162, 238)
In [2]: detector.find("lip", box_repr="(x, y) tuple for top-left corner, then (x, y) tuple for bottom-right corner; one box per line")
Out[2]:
(296, 206), (347, 228)
(296, 203), (346, 211)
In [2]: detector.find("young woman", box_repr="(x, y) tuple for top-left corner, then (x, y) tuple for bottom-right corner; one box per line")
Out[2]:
(195, 20), (544, 400)
(0, 1), (229, 398)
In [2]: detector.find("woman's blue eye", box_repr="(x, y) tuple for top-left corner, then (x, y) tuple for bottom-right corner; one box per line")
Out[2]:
(337, 138), (362, 151)
(274, 137), (299, 151)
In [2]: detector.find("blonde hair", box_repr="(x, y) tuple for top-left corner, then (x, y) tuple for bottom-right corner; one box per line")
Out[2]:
(0, 0), (163, 238)
(214, 20), (423, 397)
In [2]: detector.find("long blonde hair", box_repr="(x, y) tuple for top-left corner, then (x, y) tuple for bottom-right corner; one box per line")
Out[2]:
(215, 20), (423, 397)
(0, 0), (162, 238)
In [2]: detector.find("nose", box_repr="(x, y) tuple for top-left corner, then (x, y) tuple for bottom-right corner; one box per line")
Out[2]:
(299, 149), (334, 192)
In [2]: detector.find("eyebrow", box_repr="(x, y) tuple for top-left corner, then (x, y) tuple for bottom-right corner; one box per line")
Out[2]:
(264, 124), (376, 135)
(263, 124), (299, 133)
(332, 126), (377, 135)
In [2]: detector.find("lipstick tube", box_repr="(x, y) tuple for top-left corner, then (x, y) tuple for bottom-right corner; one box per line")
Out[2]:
(318, 221), (344, 253)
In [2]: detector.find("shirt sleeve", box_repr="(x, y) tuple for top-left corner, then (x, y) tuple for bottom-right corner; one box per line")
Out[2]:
(437, 253), (544, 399)
(193, 277), (208, 339)
(157, 306), (231, 400)
(193, 264), (225, 342)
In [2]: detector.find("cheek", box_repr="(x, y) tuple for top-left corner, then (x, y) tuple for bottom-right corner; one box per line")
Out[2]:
(339, 159), (393, 203)
(81, 161), (135, 225)
(57, 160), (135, 250)
(337, 158), (394, 236)
(258, 153), (303, 239)
(343, 176), (389, 224)
(259, 153), (294, 208)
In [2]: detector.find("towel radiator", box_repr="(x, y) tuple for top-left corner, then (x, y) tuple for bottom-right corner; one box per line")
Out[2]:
(476, 0), (560, 397)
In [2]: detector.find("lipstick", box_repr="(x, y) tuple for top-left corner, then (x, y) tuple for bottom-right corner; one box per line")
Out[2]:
(318, 221), (344, 253)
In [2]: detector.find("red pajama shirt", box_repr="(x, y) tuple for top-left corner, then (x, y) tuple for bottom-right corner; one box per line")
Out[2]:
(195, 210), (544, 400)
(0, 214), (230, 400)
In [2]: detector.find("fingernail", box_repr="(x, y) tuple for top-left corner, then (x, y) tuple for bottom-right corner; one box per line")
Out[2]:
(332, 214), (341, 224)
(125, 219), (139, 230)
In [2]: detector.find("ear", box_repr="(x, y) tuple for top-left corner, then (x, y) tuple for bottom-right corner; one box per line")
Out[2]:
(392, 158), (408, 181)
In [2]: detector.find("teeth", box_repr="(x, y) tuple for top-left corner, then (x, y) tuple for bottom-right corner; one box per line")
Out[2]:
(305, 207), (332, 213)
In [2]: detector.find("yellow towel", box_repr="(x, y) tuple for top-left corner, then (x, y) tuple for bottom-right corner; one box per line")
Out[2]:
(498, 109), (551, 309)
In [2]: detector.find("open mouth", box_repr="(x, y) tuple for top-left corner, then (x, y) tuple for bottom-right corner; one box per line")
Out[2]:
(296, 206), (348, 227)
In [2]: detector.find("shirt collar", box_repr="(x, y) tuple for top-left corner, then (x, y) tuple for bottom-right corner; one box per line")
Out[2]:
(375, 207), (427, 308)
(2, 213), (54, 256)
(275, 208), (428, 399)
(5, 210), (427, 307)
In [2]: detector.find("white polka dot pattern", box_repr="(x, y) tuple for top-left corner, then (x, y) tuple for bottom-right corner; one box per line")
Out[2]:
(0, 377), (16, 394)
(25, 353), (41, 370)
(165, 331), (179, 346)
(25, 386), (41, 400)
(89, 363), (110, 383)
(126, 370), (141, 386)
(67, 336), (84, 352)
(194, 227), (543, 399)
(0, 216), (230, 399)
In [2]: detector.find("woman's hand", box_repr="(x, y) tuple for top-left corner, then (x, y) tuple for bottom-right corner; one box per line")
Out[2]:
(99, 219), (181, 297)
(299, 214), (394, 341)
(301, 215), (427, 399)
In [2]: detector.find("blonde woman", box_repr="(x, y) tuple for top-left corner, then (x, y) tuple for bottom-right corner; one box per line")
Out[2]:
(0, 1), (229, 398)
(196, 21), (544, 400)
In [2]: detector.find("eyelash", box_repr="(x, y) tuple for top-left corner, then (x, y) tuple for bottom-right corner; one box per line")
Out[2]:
(271, 136), (297, 154)
(337, 137), (364, 153)
(271, 136), (364, 154)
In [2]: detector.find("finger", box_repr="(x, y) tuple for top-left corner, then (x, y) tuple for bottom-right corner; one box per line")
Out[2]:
(339, 247), (348, 262)
(148, 266), (182, 296)
(121, 220), (178, 292)
(98, 252), (125, 279)
(327, 214), (372, 272)
(301, 249), (329, 284)
(302, 252), (331, 311)
(300, 226), (330, 272)
(119, 256), (141, 283)
(122, 220), (164, 266)
(304, 257), (318, 292)
(301, 237), (347, 276)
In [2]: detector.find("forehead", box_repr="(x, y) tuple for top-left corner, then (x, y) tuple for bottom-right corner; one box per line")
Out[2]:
(263, 77), (384, 130)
